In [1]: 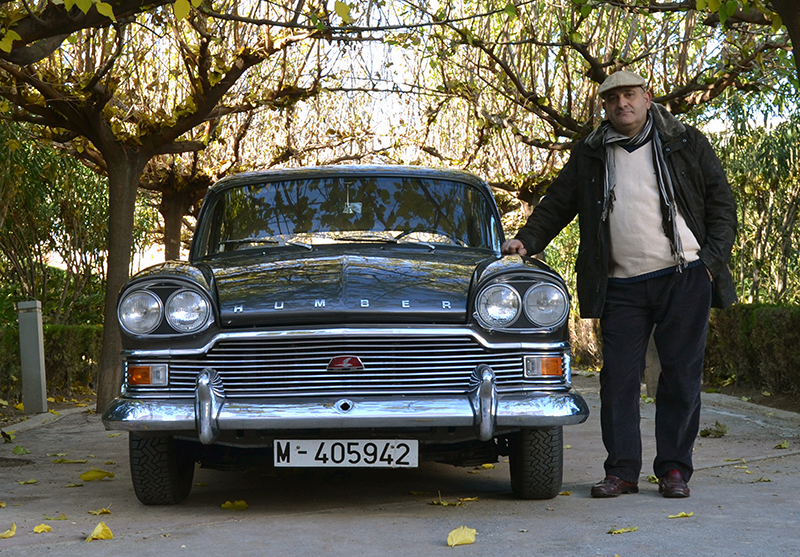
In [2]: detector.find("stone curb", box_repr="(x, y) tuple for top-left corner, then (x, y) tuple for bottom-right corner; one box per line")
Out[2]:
(2, 404), (97, 434)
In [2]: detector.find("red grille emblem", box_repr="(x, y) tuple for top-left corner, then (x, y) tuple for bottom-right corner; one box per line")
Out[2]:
(327, 355), (365, 371)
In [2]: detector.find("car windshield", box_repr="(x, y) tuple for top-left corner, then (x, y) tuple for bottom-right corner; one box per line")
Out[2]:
(199, 175), (499, 256)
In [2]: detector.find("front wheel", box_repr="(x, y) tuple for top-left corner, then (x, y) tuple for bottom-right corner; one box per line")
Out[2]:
(129, 433), (195, 505)
(508, 427), (563, 500)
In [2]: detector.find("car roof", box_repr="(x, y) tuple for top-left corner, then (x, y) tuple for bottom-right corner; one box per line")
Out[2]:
(208, 165), (491, 194)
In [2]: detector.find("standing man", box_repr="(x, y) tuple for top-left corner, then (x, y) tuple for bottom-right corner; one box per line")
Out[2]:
(502, 71), (737, 498)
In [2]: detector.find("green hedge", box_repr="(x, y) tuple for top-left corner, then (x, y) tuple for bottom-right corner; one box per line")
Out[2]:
(705, 304), (800, 394)
(569, 304), (800, 395)
(0, 324), (102, 399)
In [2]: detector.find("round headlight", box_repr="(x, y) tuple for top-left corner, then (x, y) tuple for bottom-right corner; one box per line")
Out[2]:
(118, 290), (163, 334)
(523, 283), (568, 327)
(476, 283), (520, 328)
(166, 289), (210, 333)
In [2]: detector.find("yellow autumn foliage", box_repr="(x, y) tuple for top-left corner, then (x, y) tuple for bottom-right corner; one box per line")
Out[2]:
(447, 526), (477, 547)
(85, 522), (113, 542)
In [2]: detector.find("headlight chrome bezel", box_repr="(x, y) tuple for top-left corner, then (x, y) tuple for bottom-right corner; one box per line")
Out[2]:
(475, 283), (522, 329)
(523, 283), (570, 328)
(118, 290), (164, 335)
(165, 289), (211, 333)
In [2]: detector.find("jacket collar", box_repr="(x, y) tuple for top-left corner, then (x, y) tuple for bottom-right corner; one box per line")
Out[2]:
(585, 103), (685, 150)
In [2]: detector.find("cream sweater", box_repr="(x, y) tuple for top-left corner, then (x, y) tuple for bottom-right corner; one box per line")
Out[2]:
(608, 142), (701, 279)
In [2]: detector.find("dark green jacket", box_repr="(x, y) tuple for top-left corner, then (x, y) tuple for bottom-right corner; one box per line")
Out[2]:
(514, 104), (737, 318)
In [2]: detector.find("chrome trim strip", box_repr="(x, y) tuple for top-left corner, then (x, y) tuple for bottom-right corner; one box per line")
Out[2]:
(102, 392), (589, 432)
(123, 327), (570, 357)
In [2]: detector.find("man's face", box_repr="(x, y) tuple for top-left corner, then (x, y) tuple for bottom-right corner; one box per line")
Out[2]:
(602, 86), (652, 137)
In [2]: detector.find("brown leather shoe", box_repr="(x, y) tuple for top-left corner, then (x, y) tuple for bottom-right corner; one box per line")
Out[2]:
(658, 469), (690, 498)
(590, 475), (639, 498)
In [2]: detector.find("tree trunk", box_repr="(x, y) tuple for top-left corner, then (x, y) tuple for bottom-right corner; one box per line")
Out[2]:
(161, 190), (185, 261)
(96, 150), (149, 411)
(772, 0), (800, 83)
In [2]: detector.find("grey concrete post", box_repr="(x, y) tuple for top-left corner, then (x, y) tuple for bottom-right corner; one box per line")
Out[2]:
(16, 300), (47, 414)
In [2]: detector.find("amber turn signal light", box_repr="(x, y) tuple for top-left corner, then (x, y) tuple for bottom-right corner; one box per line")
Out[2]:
(127, 364), (168, 386)
(524, 356), (563, 378)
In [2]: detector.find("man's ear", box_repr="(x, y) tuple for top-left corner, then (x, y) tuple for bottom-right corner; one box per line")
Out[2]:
(644, 89), (652, 107)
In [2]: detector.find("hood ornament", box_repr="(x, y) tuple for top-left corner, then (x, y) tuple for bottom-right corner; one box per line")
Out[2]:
(327, 355), (365, 371)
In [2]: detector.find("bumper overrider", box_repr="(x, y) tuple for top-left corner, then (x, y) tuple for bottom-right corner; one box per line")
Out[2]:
(103, 365), (589, 445)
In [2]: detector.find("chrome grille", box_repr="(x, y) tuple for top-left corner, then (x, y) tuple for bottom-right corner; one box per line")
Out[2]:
(125, 334), (549, 399)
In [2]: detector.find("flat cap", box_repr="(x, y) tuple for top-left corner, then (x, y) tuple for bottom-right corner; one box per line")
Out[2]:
(597, 71), (647, 97)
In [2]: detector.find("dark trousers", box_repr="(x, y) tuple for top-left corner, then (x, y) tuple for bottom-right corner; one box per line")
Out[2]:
(599, 264), (712, 483)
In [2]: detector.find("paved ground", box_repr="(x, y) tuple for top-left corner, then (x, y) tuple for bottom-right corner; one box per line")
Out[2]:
(1, 372), (799, 556)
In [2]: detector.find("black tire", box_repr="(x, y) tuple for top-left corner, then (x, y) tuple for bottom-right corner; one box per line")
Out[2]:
(129, 433), (195, 505)
(508, 426), (563, 500)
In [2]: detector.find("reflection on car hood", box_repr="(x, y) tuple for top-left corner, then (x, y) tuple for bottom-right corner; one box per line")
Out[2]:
(202, 248), (499, 327)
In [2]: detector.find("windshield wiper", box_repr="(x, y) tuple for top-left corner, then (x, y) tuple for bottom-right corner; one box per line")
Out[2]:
(331, 234), (436, 251)
(224, 236), (314, 251)
(286, 241), (313, 250)
(223, 236), (280, 247)
(333, 234), (398, 244)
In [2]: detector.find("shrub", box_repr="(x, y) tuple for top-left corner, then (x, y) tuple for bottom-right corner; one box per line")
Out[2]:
(705, 304), (800, 394)
(0, 324), (102, 400)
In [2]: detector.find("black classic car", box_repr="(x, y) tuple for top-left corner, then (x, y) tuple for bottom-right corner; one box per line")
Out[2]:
(102, 165), (589, 504)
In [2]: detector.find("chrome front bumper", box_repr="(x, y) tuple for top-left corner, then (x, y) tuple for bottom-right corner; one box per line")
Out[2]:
(103, 366), (589, 444)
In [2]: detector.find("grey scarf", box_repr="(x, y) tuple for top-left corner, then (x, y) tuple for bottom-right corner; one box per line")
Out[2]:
(599, 112), (686, 268)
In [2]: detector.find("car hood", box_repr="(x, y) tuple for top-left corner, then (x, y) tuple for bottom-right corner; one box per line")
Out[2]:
(201, 248), (499, 327)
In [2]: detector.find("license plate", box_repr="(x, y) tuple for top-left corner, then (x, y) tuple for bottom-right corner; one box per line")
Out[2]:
(274, 439), (418, 468)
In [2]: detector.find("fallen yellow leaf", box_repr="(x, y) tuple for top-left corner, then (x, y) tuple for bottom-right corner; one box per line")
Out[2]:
(0, 523), (16, 539)
(46, 397), (56, 403)
(105, 461), (115, 465)
(0, 502), (5, 508)
(34, 524), (53, 533)
(14, 403), (23, 411)
(74, 403), (88, 407)
(54, 458), (88, 464)
(447, 526), (477, 547)
(775, 440), (790, 449)
(558, 490), (572, 496)
(44, 513), (68, 520)
(18, 478), (37, 485)
(220, 500), (248, 511)
(0, 399), (7, 406)
(430, 492), (464, 507)
(480, 463), (495, 469)
(48, 409), (60, 415)
(79, 469), (115, 481)
(65, 483), (83, 488)
(459, 497), (479, 502)
(89, 508), (111, 516)
(668, 512), (694, 519)
(607, 526), (638, 535)
(106, 433), (121, 438)
(85, 522), (113, 542)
